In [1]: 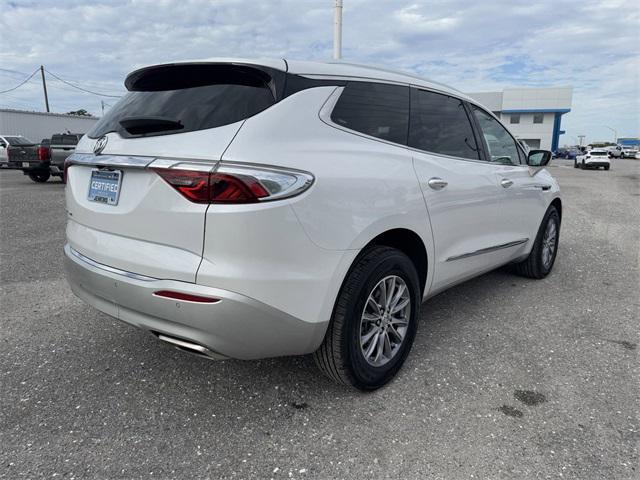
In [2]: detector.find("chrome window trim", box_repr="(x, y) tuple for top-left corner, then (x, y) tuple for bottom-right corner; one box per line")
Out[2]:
(319, 84), (530, 168)
(446, 238), (529, 262)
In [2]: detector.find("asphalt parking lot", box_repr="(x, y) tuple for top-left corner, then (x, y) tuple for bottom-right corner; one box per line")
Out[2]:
(1, 159), (638, 480)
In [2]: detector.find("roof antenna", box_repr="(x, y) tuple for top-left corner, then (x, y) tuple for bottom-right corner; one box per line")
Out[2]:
(333, 0), (343, 60)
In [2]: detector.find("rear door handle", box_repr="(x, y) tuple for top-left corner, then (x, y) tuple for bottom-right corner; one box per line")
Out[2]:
(427, 177), (448, 190)
(500, 178), (514, 188)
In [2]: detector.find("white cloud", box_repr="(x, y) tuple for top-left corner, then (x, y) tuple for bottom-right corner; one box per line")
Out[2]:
(0, 0), (638, 142)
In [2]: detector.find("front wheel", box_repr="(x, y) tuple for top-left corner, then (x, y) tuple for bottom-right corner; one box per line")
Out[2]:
(514, 206), (560, 279)
(314, 246), (421, 390)
(28, 170), (50, 183)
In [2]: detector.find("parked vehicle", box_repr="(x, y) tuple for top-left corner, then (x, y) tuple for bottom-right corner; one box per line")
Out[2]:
(576, 149), (611, 170)
(555, 148), (578, 160)
(0, 135), (50, 182)
(620, 146), (639, 158)
(606, 145), (622, 158)
(41, 133), (83, 182)
(64, 59), (562, 390)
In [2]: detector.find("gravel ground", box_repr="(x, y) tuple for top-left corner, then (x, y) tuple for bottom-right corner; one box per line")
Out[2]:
(1, 159), (638, 480)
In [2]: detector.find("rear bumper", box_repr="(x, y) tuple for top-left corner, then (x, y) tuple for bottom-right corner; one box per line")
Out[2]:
(584, 161), (610, 167)
(64, 244), (328, 360)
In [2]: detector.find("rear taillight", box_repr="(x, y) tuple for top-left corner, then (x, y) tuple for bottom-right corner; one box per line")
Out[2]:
(152, 164), (313, 204)
(37, 146), (51, 161)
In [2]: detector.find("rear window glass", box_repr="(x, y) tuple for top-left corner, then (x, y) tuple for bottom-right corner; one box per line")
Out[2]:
(87, 65), (276, 139)
(4, 136), (34, 145)
(590, 151), (606, 156)
(330, 82), (409, 145)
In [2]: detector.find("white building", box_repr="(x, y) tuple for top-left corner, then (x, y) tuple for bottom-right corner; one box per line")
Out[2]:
(467, 87), (573, 151)
(0, 108), (99, 142)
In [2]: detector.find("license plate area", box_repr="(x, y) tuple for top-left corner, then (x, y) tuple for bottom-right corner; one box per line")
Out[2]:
(88, 169), (122, 205)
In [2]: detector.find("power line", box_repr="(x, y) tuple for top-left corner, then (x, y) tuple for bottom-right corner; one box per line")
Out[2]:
(44, 68), (122, 98)
(0, 68), (39, 94)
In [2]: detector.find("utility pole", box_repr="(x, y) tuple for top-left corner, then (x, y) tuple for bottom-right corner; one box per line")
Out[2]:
(578, 135), (586, 147)
(333, 0), (343, 60)
(40, 65), (50, 112)
(604, 126), (617, 144)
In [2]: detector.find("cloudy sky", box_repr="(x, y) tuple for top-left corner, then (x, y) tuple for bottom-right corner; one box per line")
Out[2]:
(1, 0), (638, 144)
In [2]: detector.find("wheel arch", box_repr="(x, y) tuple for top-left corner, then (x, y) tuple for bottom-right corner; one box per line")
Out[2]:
(550, 197), (562, 223)
(362, 228), (429, 296)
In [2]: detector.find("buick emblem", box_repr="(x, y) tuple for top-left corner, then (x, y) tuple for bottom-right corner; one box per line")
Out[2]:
(93, 136), (108, 155)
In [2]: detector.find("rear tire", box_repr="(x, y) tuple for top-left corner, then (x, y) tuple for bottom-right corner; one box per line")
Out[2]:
(514, 206), (560, 279)
(314, 246), (421, 390)
(28, 170), (50, 183)
(573, 159), (578, 168)
(605, 165), (610, 171)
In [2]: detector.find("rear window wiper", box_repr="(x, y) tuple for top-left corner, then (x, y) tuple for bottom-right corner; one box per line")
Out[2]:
(119, 116), (184, 135)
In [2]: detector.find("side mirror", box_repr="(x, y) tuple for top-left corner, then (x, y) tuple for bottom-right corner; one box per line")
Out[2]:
(527, 149), (552, 167)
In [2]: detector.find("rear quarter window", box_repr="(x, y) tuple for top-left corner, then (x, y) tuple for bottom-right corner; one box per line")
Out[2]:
(330, 82), (410, 145)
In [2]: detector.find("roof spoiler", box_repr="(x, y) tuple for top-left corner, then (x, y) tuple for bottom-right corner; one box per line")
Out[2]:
(124, 62), (288, 100)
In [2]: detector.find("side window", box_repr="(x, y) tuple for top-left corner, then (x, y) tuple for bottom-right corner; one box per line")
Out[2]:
(472, 107), (521, 165)
(0, 140), (6, 148)
(408, 89), (479, 160)
(330, 82), (409, 145)
(510, 114), (520, 124)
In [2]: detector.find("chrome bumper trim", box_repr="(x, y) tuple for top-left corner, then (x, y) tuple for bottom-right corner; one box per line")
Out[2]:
(68, 246), (157, 282)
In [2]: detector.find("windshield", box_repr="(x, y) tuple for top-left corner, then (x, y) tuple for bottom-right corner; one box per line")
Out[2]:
(4, 136), (34, 146)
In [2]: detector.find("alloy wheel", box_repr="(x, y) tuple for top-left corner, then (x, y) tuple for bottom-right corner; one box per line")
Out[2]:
(359, 275), (411, 367)
(541, 219), (557, 269)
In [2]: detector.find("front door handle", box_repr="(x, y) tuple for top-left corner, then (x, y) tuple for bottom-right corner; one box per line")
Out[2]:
(500, 178), (514, 188)
(427, 177), (448, 190)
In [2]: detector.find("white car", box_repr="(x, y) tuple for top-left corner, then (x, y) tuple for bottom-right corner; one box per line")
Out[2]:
(575, 149), (611, 170)
(606, 145), (622, 158)
(621, 146), (639, 158)
(64, 59), (562, 390)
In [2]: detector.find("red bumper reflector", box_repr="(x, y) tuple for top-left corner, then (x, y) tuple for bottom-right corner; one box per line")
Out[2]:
(153, 290), (220, 303)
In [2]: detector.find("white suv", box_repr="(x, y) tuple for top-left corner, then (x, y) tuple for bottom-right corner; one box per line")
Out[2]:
(576, 148), (611, 170)
(65, 59), (562, 390)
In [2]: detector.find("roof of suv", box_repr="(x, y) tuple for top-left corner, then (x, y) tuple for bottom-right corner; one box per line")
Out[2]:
(130, 57), (468, 101)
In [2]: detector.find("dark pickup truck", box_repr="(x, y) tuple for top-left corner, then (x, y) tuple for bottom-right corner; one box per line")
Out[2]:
(0, 135), (51, 182)
(41, 133), (83, 182)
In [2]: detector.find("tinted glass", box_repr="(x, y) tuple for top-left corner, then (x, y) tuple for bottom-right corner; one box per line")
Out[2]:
(88, 78), (275, 138)
(472, 107), (521, 165)
(331, 82), (409, 145)
(62, 135), (80, 145)
(409, 89), (479, 160)
(4, 136), (34, 145)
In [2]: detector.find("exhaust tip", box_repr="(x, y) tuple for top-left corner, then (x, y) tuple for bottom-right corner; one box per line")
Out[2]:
(154, 333), (227, 360)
